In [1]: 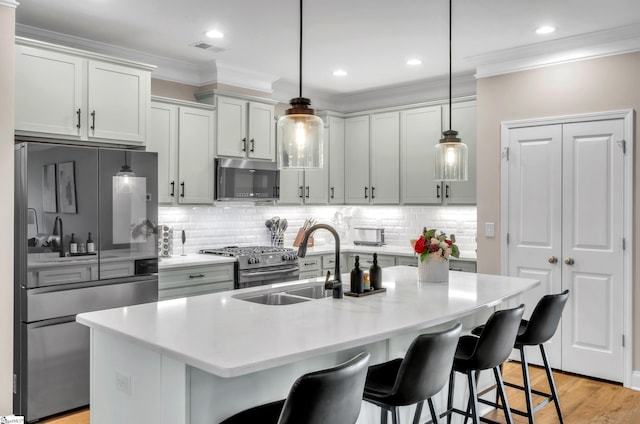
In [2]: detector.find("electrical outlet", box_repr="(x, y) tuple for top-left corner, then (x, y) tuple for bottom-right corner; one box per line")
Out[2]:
(115, 371), (131, 395)
(485, 222), (495, 238)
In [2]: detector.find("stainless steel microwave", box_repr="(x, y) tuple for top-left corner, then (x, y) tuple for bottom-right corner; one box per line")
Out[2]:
(215, 158), (280, 201)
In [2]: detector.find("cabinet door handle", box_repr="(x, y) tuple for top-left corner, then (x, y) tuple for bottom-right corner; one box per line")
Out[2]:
(364, 186), (368, 199)
(564, 257), (575, 265)
(180, 182), (185, 198)
(299, 186), (304, 198)
(90, 110), (96, 131)
(436, 184), (441, 199)
(445, 184), (450, 199)
(330, 187), (335, 199)
(276, 185), (280, 197)
(548, 256), (558, 264)
(306, 186), (310, 198)
(250, 138), (255, 152)
(241, 137), (247, 152)
(371, 187), (375, 199)
(170, 181), (175, 197)
(76, 109), (81, 129)
(189, 274), (205, 279)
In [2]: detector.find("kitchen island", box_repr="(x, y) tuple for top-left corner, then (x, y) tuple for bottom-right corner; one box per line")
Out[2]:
(77, 266), (538, 424)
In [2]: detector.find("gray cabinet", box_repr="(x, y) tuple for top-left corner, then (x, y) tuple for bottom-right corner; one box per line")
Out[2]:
(158, 263), (234, 300)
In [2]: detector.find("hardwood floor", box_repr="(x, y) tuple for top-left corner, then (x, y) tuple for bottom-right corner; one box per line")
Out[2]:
(37, 361), (640, 424)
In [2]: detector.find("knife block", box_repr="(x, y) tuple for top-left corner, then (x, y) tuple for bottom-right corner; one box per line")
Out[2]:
(293, 228), (314, 247)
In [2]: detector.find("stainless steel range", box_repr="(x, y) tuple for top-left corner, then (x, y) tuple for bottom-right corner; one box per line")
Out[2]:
(200, 246), (300, 289)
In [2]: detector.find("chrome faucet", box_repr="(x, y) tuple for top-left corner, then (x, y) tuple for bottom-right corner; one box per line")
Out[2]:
(297, 223), (343, 299)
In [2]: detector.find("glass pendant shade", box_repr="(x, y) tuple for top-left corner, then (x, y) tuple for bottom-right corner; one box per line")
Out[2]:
(434, 129), (468, 181)
(277, 97), (324, 169)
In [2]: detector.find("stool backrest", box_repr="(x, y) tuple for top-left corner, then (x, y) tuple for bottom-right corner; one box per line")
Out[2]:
(472, 304), (525, 370)
(391, 322), (462, 405)
(277, 351), (371, 424)
(518, 290), (570, 346)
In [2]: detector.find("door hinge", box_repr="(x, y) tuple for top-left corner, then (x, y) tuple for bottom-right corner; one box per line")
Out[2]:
(13, 374), (17, 394)
(623, 238), (626, 250)
(502, 147), (510, 161)
(506, 233), (510, 244)
(622, 334), (625, 347)
(616, 139), (626, 154)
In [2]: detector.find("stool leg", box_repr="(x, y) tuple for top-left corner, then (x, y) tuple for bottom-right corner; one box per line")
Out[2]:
(391, 406), (400, 424)
(494, 366), (514, 424)
(413, 400), (424, 424)
(467, 371), (481, 424)
(540, 344), (564, 424)
(446, 370), (455, 424)
(381, 407), (388, 424)
(519, 346), (535, 424)
(427, 398), (441, 424)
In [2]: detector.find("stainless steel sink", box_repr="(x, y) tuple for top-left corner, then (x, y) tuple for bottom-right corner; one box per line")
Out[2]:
(234, 283), (329, 305)
(284, 284), (330, 299)
(239, 292), (310, 305)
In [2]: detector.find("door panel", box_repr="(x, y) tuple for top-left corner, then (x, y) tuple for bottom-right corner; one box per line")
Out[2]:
(506, 125), (563, 367)
(561, 120), (624, 381)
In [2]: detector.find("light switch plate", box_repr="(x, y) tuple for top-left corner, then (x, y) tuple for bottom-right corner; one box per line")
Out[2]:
(485, 222), (495, 238)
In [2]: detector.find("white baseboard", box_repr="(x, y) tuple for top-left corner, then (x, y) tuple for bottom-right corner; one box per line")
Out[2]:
(630, 371), (640, 391)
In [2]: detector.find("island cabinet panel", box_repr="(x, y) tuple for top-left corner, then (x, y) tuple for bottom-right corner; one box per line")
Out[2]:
(346, 253), (395, 269)
(395, 255), (477, 273)
(15, 39), (153, 146)
(158, 263), (233, 300)
(148, 98), (215, 205)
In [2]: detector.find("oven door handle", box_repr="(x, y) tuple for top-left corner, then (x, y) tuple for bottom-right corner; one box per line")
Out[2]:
(240, 267), (300, 278)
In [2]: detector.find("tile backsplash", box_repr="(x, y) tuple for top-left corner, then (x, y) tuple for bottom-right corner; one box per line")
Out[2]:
(158, 204), (477, 258)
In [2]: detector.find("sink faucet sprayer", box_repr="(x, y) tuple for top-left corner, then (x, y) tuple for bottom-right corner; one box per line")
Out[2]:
(297, 224), (343, 299)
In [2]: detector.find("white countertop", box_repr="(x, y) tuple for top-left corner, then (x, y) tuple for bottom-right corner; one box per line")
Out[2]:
(77, 266), (537, 378)
(292, 243), (477, 261)
(158, 253), (235, 270)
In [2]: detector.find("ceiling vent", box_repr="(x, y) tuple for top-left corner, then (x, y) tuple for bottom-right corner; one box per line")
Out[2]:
(192, 42), (226, 53)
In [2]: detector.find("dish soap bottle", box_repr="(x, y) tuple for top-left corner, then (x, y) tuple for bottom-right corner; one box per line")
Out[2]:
(369, 252), (382, 290)
(350, 255), (364, 294)
(69, 233), (78, 254)
(86, 232), (95, 253)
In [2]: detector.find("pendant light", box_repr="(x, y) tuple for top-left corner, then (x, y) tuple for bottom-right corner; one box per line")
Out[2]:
(277, 0), (324, 169)
(115, 151), (136, 193)
(434, 0), (468, 181)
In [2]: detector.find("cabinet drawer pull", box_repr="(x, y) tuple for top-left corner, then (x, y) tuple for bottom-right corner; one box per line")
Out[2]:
(170, 181), (175, 197)
(299, 186), (304, 198)
(445, 184), (450, 199)
(371, 187), (375, 199)
(90, 110), (96, 131)
(330, 187), (335, 199)
(306, 186), (310, 198)
(180, 182), (185, 198)
(250, 138), (255, 152)
(189, 274), (205, 279)
(364, 186), (368, 199)
(436, 184), (441, 199)
(304, 262), (317, 266)
(76, 109), (81, 129)
(241, 138), (247, 152)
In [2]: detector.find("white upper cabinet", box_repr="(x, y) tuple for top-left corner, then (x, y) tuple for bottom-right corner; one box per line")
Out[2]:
(196, 91), (276, 161)
(327, 115), (345, 204)
(344, 113), (400, 204)
(400, 100), (477, 205)
(344, 115), (371, 204)
(15, 38), (153, 146)
(148, 97), (215, 205)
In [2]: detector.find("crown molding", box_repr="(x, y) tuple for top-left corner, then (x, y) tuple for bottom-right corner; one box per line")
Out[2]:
(0, 1), (19, 8)
(469, 23), (640, 78)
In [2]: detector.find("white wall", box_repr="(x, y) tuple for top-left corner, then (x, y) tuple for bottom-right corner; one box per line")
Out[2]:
(0, 1), (16, 415)
(158, 205), (477, 258)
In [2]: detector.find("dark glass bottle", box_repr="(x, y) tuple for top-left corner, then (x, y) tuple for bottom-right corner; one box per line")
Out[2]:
(350, 255), (364, 294)
(69, 233), (78, 254)
(369, 252), (382, 290)
(87, 232), (95, 253)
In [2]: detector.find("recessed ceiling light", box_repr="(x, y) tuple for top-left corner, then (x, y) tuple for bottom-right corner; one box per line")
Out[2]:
(333, 70), (347, 77)
(206, 29), (224, 39)
(536, 26), (556, 35)
(407, 59), (422, 66)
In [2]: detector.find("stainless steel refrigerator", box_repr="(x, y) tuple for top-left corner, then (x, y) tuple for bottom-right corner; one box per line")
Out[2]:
(13, 142), (160, 422)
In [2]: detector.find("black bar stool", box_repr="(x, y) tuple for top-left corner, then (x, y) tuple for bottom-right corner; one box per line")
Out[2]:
(442, 304), (525, 424)
(219, 351), (371, 424)
(472, 290), (569, 424)
(362, 322), (462, 424)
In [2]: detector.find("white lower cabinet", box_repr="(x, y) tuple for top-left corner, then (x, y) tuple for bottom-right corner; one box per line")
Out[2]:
(346, 253), (396, 270)
(158, 263), (234, 300)
(395, 255), (477, 273)
(148, 97), (215, 205)
(298, 255), (322, 280)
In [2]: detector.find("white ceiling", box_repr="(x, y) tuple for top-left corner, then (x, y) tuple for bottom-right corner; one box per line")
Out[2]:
(15, 0), (640, 110)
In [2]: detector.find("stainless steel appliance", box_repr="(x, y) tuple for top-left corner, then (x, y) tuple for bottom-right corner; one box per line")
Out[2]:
(200, 246), (299, 289)
(215, 158), (280, 201)
(14, 142), (159, 422)
(353, 227), (385, 246)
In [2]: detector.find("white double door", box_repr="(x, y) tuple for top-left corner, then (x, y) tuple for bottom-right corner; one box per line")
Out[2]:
(505, 117), (626, 382)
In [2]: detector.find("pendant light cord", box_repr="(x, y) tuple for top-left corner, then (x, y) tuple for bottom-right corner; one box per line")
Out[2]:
(448, 0), (452, 131)
(298, 0), (303, 98)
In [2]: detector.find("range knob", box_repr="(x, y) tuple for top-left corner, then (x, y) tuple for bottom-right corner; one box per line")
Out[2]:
(254, 257), (261, 264)
(248, 257), (255, 265)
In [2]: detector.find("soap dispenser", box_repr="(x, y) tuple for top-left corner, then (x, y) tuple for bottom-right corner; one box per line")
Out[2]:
(350, 255), (364, 294)
(369, 252), (382, 290)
